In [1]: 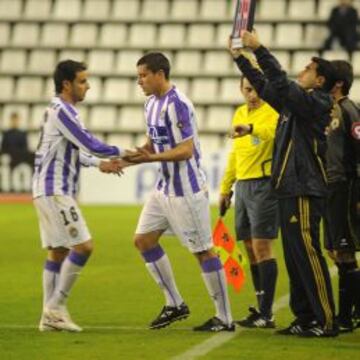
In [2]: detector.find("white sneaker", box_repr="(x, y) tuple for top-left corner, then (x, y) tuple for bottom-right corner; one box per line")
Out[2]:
(43, 306), (83, 332)
(39, 314), (59, 332)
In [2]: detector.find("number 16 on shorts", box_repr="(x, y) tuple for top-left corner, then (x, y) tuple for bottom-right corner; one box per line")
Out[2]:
(231, 0), (257, 49)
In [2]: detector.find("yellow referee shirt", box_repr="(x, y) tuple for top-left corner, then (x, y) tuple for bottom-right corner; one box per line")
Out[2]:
(220, 102), (278, 194)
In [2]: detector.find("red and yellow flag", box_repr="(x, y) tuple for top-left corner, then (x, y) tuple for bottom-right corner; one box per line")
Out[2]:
(213, 218), (245, 292)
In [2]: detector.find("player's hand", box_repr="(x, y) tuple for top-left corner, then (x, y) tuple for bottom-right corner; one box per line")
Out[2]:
(123, 147), (154, 163)
(241, 30), (261, 50)
(219, 193), (233, 217)
(230, 124), (252, 138)
(99, 159), (125, 176)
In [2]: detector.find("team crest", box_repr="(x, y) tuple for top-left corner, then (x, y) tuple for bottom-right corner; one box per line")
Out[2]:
(69, 227), (79, 238)
(351, 122), (360, 140)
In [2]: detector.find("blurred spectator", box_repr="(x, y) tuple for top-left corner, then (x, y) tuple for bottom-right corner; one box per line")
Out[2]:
(323, 0), (359, 54)
(1, 111), (28, 156)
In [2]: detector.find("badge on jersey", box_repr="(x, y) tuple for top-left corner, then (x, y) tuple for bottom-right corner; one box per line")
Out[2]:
(148, 126), (169, 145)
(351, 122), (360, 140)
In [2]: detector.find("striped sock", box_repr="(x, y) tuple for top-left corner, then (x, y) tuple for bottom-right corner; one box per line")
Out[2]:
(142, 245), (184, 307)
(201, 257), (233, 325)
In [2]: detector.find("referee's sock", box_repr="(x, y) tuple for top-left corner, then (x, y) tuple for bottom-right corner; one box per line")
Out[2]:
(337, 262), (357, 324)
(250, 264), (262, 309)
(142, 245), (184, 308)
(258, 258), (278, 319)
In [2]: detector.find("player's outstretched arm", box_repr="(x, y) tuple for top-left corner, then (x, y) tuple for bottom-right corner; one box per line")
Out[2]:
(124, 138), (193, 163)
(55, 108), (123, 158)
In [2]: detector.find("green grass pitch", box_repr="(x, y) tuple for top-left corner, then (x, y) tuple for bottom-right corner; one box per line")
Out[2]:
(0, 204), (359, 360)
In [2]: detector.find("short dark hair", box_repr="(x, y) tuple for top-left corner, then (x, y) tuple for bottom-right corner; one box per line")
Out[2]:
(330, 60), (353, 95)
(312, 57), (337, 92)
(53, 60), (87, 94)
(136, 52), (170, 79)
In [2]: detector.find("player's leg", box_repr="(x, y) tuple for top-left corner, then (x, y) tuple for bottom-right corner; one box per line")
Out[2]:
(49, 239), (93, 310)
(324, 180), (360, 331)
(134, 191), (187, 329)
(36, 196), (93, 332)
(334, 250), (358, 331)
(192, 249), (234, 332)
(167, 190), (234, 332)
(39, 247), (68, 331)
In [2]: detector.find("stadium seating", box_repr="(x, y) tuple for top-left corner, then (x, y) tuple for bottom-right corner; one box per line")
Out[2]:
(1, 0), (360, 151)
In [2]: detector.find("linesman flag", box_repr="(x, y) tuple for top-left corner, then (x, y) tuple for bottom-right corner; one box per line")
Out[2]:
(213, 218), (246, 292)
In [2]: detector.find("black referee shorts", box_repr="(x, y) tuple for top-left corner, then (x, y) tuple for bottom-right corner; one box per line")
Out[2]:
(324, 179), (360, 252)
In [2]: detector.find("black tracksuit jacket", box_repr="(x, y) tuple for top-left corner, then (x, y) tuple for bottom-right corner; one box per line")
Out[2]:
(234, 46), (333, 199)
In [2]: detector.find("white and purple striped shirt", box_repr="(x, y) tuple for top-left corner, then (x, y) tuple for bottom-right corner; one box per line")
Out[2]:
(145, 86), (206, 196)
(32, 96), (121, 198)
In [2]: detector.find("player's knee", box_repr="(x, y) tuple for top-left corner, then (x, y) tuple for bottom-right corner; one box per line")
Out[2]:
(48, 247), (69, 262)
(73, 240), (94, 256)
(134, 235), (145, 251)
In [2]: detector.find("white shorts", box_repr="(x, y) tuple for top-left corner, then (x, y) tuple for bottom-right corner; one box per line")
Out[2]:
(33, 195), (91, 249)
(135, 190), (213, 253)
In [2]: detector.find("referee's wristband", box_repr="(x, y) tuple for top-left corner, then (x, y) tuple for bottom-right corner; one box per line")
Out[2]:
(247, 124), (253, 134)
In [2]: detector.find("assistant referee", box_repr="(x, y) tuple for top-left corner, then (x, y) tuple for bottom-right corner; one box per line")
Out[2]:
(219, 76), (279, 328)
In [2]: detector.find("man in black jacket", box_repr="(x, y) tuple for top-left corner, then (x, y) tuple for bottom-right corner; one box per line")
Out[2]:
(323, 0), (358, 54)
(229, 31), (338, 337)
(324, 60), (360, 332)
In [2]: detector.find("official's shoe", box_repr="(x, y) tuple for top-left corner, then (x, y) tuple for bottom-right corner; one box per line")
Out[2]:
(236, 307), (275, 329)
(298, 322), (339, 338)
(149, 303), (190, 329)
(338, 319), (353, 333)
(43, 306), (82, 332)
(276, 319), (313, 335)
(193, 317), (235, 332)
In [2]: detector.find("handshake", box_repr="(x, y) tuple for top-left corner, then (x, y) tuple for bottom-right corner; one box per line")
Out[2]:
(99, 147), (154, 176)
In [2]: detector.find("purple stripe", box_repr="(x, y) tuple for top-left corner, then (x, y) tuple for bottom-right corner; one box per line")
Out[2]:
(157, 179), (163, 191)
(142, 245), (165, 263)
(68, 251), (89, 267)
(194, 146), (200, 168)
(201, 257), (223, 273)
(60, 98), (77, 117)
(146, 98), (156, 127)
(153, 262), (177, 306)
(173, 98), (193, 139)
(58, 110), (119, 157)
(158, 143), (170, 196)
(45, 156), (56, 196)
(164, 112), (184, 196)
(186, 160), (200, 193)
(61, 142), (72, 194)
(44, 260), (61, 273)
(72, 150), (81, 195)
(216, 269), (228, 322)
